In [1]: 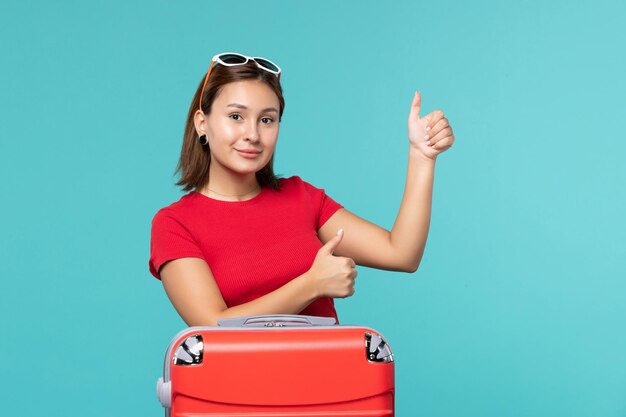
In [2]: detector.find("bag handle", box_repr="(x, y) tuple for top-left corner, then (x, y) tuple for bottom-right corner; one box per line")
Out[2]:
(216, 314), (337, 327)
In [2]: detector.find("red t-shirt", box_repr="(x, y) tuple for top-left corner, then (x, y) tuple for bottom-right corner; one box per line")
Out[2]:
(149, 175), (344, 322)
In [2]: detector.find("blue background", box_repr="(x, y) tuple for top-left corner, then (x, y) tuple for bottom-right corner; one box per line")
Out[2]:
(1, 1), (625, 416)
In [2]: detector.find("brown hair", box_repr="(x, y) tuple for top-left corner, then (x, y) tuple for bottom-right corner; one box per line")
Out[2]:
(174, 61), (286, 192)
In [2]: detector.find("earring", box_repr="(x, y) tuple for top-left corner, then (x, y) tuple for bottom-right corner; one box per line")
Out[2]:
(199, 135), (208, 146)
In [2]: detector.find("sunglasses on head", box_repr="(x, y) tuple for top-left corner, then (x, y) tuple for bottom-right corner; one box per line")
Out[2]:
(199, 52), (282, 111)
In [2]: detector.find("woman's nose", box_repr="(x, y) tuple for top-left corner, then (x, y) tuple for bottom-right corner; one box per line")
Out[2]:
(245, 122), (260, 142)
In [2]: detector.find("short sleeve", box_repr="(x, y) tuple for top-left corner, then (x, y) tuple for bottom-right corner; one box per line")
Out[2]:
(148, 209), (205, 280)
(298, 177), (344, 230)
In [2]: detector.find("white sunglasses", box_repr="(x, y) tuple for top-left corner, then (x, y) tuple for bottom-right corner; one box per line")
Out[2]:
(212, 52), (281, 78)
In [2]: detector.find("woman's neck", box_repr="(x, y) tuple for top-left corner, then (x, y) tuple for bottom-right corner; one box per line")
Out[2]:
(201, 168), (261, 201)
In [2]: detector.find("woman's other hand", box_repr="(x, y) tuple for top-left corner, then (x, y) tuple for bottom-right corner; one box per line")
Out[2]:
(408, 91), (455, 160)
(307, 229), (357, 299)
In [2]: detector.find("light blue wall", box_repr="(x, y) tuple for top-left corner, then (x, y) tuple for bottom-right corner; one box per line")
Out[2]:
(1, 1), (625, 416)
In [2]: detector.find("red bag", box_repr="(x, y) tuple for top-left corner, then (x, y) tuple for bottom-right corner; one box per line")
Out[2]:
(157, 314), (395, 416)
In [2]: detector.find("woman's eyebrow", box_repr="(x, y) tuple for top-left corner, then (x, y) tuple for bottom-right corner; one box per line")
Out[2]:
(226, 103), (278, 113)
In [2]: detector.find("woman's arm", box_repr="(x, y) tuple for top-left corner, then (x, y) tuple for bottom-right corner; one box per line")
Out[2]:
(160, 257), (319, 327)
(318, 92), (454, 273)
(318, 153), (434, 273)
(161, 229), (356, 326)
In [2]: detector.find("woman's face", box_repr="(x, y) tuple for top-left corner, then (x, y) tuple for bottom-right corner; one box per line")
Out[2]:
(198, 80), (280, 177)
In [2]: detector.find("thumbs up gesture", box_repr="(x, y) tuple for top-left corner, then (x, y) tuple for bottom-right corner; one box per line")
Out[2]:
(307, 229), (358, 299)
(408, 91), (455, 160)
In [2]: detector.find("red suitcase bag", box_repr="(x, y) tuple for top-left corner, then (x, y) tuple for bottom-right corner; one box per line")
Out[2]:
(156, 314), (395, 416)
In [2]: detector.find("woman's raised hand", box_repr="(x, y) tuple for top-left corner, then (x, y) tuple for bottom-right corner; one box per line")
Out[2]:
(408, 91), (455, 160)
(307, 229), (357, 299)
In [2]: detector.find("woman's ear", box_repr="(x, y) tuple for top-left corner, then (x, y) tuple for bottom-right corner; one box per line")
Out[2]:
(193, 109), (207, 137)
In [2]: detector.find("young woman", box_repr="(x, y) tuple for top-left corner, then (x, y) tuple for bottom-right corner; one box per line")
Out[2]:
(149, 52), (455, 326)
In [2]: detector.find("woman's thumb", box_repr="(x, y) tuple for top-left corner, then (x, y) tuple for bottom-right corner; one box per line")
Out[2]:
(410, 91), (422, 120)
(323, 228), (344, 255)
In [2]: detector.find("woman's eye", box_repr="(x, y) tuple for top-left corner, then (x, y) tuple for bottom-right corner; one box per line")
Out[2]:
(230, 114), (242, 121)
(261, 117), (274, 124)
